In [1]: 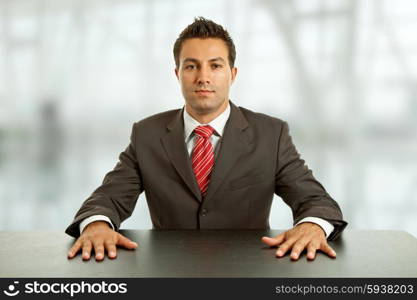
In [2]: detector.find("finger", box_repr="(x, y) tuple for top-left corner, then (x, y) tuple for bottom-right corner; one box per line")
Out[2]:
(276, 238), (296, 257)
(290, 238), (310, 260)
(261, 233), (285, 247)
(104, 240), (117, 259)
(320, 242), (337, 258)
(82, 240), (92, 260)
(93, 240), (105, 261)
(306, 241), (320, 260)
(68, 239), (82, 258)
(116, 233), (138, 249)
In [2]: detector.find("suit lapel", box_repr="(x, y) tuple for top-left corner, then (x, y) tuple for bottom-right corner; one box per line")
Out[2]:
(160, 102), (253, 204)
(161, 108), (202, 202)
(203, 102), (253, 203)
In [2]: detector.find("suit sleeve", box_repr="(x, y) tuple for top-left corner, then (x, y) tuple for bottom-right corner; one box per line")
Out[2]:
(65, 123), (143, 238)
(274, 122), (347, 240)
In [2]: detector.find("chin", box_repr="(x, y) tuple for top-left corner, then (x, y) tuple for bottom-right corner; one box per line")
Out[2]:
(192, 102), (219, 114)
(185, 94), (227, 115)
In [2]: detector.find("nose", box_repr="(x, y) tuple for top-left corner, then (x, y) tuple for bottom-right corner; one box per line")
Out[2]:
(196, 65), (211, 85)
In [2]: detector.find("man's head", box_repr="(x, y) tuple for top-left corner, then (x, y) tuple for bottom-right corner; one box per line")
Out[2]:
(173, 17), (236, 69)
(173, 17), (237, 122)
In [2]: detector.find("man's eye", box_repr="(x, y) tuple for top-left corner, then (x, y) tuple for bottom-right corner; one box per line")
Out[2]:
(185, 65), (195, 70)
(212, 64), (222, 69)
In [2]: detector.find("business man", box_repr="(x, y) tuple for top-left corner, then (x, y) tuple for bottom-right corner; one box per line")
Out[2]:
(67, 17), (347, 262)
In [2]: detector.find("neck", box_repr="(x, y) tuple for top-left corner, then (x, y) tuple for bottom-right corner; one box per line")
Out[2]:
(186, 100), (229, 124)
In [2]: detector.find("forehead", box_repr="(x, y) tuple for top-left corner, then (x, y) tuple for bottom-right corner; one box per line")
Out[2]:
(179, 38), (228, 61)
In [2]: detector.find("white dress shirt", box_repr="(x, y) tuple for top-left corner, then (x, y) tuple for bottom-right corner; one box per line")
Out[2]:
(80, 102), (334, 237)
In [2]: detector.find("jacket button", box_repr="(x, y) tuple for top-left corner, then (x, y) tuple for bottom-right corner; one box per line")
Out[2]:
(201, 208), (208, 216)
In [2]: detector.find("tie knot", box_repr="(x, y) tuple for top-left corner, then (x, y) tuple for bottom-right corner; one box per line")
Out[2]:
(194, 125), (215, 139)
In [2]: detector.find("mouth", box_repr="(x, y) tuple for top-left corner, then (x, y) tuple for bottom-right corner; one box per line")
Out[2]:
(195, 90), (215, 96)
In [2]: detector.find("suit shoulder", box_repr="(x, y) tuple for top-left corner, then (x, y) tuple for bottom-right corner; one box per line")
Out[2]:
(133, 108), (181, 129)
(238, 106), (287, 127)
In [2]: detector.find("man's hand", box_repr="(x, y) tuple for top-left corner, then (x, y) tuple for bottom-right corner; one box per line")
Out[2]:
(261, 222), (336, 260)
(67, 221), (138, 261)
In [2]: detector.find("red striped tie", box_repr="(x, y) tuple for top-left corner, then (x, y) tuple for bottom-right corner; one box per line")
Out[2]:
(191, 125), (215, 196)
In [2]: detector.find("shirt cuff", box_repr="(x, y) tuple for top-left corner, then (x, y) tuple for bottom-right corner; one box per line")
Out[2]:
(79, 215), (115, 234)
(295, 217), (334, 239)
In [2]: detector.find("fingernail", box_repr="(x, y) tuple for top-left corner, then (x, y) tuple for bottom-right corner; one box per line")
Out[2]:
(109, 251), (115, 257)
(276, 250), (282, 256)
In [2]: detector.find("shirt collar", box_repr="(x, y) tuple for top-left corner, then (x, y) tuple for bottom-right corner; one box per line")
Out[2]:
(183, 102), (231, 141)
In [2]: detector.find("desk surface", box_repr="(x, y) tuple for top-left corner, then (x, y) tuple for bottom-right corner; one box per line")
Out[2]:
(0, 230), (416, 278)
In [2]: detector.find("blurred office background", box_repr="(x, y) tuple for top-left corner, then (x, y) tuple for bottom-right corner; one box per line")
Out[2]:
(0, 0), (416, 237)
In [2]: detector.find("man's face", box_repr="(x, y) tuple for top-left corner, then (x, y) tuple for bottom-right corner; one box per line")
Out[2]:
(175, 38), (237, 117)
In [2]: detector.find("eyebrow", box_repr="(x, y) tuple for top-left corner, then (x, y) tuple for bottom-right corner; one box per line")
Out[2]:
(182, 57), (226, 64)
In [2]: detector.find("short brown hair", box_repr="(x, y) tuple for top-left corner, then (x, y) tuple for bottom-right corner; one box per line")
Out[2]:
(173, 17), (236, 69)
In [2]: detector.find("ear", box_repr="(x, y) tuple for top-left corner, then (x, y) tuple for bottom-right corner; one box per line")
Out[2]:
(174, 68), (179, 80)
(230, 67), (238, 84)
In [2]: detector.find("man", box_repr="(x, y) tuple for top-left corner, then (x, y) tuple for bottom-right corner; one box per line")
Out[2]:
(66, 17), (347, 262)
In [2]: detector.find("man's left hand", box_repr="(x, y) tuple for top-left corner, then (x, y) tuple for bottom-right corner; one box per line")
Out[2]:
(261, 222), (336, 260)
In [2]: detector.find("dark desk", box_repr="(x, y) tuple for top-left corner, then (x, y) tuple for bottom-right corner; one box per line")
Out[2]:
(1, 230), (416, 277)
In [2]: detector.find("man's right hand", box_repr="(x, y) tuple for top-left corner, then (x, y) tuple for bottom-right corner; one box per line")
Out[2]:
(67, 221), (138, 261)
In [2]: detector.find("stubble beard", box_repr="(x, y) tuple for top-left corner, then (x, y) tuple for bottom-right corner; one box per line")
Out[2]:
(187, 96), (226, 117)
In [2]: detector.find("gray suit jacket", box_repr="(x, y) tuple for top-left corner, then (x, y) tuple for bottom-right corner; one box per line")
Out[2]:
(65, 101), (347, 239)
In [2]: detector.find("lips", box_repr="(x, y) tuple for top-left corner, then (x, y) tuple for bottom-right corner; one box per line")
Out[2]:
(195, 89), (215, 96)
(195, 90), (214, 93)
